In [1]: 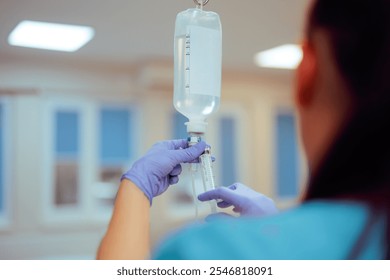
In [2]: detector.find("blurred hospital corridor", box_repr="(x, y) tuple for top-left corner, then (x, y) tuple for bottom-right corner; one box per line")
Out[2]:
(0, 0), (309, 259)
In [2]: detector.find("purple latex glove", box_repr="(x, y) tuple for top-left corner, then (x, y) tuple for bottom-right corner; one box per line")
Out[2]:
(198, 183), (278, 217)
(122, 139), (206, 204)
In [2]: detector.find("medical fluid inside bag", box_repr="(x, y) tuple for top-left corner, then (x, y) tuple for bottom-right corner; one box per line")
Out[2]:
(173, 8), (222, 134)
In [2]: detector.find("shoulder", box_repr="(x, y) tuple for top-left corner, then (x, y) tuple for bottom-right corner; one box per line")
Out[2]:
(153, 200), (373, 260)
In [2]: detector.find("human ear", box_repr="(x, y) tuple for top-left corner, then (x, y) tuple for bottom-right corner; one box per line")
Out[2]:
(295, 41), (318, 107)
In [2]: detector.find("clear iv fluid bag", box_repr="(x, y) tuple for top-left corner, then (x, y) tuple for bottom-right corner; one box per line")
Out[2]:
(174, 8), (222, 134)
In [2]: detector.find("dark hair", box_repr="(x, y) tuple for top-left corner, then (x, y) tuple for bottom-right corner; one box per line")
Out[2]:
(303, 0), (390, 259)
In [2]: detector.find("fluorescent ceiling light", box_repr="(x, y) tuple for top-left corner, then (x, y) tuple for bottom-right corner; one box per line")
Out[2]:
(8, 20), (95, 52)
(254, 44), (303, 70)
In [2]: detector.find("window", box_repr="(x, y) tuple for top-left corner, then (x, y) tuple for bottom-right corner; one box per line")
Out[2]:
(42, 99), (85, 223)
(275, 112), (300, 198)
(54, 111), (80, 206)
(96, 107), (135, 207)
(100, 108), (132, 164)
(43, 99), (139, 223)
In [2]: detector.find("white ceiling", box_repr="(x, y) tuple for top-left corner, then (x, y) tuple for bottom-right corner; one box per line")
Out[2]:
(0, 0), (310, 72)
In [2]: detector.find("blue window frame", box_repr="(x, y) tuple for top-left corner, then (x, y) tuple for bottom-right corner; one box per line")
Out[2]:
(220, 117), (237, 186)
(99, 108), (133, 166)
(275, 113), (299, 198)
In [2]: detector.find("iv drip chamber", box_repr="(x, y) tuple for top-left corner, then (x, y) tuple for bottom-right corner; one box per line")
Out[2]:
(173, 8), (222, 135)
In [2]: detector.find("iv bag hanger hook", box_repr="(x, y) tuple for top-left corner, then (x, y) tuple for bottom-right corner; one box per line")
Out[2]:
(193, 0), (210, 8)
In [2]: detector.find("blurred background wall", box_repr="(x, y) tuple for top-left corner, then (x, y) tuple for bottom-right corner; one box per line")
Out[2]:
(0, 0), (309, 259)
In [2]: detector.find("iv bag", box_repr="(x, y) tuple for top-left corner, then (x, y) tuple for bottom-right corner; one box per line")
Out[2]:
(173, 8), (222, 135)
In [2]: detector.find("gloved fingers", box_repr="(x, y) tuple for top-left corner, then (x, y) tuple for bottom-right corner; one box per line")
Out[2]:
(198, 189), (218, 202)
(169, 175), (179, 185)
(198, 187), (235, 203)
(169, 139), (190, 150)
(171, 141), (207, 163)
(169, 164), (182, 176)
(187, 153), (215, 163)
(151, 139), (188, 151)
(187, 155), (215, 164)
(217, 200), (233, 208)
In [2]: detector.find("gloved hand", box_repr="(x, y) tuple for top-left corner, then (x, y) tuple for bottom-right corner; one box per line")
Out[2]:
(122, 139), (206, 205)
(198, 183), (278, 217)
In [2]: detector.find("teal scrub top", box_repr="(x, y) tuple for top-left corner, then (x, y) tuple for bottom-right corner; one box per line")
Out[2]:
(153, 201), (385, 260)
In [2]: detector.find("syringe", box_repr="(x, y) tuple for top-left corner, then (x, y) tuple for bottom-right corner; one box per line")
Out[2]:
(199, 146), (217, 213)
(187, 136), (201, 220)
(187, 136), (217, 215)
(199, 147), (215, 190)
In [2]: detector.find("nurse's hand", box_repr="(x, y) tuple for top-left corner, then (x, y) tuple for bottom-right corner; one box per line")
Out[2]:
(121, 139), (206, 205)
(198, 183), (278, 217)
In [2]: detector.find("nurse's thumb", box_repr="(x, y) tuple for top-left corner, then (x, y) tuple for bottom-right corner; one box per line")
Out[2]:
(173, 141), (207, 163)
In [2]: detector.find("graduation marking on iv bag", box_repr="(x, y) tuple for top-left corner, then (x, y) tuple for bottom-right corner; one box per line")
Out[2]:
(181, 25), (221, 97)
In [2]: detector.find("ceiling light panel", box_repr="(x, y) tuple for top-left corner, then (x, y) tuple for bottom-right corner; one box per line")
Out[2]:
(8, 20), (95, 52)
(254, 44), (303, 70)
